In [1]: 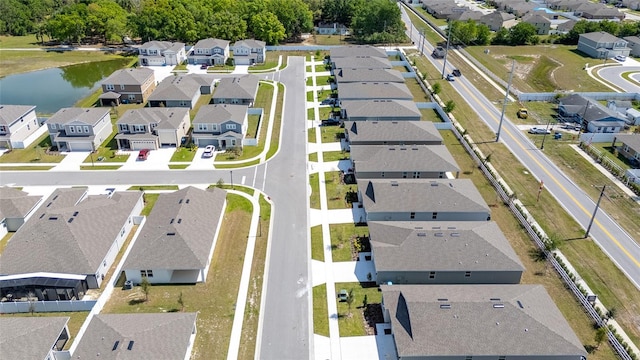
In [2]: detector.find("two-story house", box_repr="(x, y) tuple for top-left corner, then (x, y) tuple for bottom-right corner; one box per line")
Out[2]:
(46, 108), (112, 151)
(148, 74), (215, 108)
(577, 31), (630, 59)
(99, 68), (156, 106)
(115, 108), (190, 150)
(522, 13), (551, 35)
(479, 11), (517, 31)
(138, 41), (187, 66)
(188, 38), (230, 66)
(0, 105), (40, 149)
(212, 74), (259, 106)
(231, 39), (266, 65)
(191, 104), (248, 149)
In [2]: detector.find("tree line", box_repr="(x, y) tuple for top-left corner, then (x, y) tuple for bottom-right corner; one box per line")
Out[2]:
(0, 0), (406, 45)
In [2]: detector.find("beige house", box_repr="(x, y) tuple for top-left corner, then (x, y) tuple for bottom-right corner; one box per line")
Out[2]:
(99, 68), (156, 106)
(115, 107), (190, 150)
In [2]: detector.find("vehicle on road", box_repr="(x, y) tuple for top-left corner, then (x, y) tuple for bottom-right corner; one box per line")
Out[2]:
(446, 74), (455, 81)
(517, 108), (528, 119)
(200, 64), (208, 70)
(528, 127), (551, 134)
(614, 55), (627, 62)
(452, 69), (461, 77)
(432, 46), (446, 58)
(202, 145), (215, 158)
(137, 149), (150, 160)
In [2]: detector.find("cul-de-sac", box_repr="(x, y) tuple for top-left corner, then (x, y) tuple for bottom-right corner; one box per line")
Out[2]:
(0, 0), (639, 359)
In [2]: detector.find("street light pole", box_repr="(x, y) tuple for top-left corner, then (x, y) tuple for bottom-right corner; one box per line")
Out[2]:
(584, 185), (606, 238)
(496, 60), (515, 142)
(230, 170), (234, 189)
(540, 118), (552, 150)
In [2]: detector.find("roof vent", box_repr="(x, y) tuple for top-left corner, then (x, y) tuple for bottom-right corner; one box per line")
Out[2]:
(186, 199), (190, 204)
(437, 298), (448, 301)
(49, 216), (58, 220)
(127, 341), (134, 351)
(440, 304), (451, 309)
(517, 300), (524, 308)
(39, 213), (45, 219)
(430, 182), (438, 186)
(493, 304), (505, 308)
(447, 226), (456, 229)
(490, 298), (501, 301)
(68, 218), (74, 223)
(73, 211), (79, 216)
(434, 232), (444, 237)
(179, 199), (183, 204)
(170, 219), (175, 224)
(112, 341), (120, 351)
(53, 195), (59, 201)
(414, 226), (423, 230)
(46, 202), (52, 207)
(431, 226), (441, 230)
(177, 218), (182, 224)
(449, 183), (454, 187)
(417, 232), (426, 237)
(390, 181), (398, 187)
(451, 232), (460, 237)
(167, 232), (176, 236)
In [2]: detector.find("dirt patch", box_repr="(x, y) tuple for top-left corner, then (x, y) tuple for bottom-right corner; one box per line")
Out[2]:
(494, 54), (540, 81)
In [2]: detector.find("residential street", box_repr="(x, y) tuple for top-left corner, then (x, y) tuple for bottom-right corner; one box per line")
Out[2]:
(401, 6), (640, 289)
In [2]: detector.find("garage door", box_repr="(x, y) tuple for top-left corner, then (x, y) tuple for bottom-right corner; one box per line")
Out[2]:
(197, 138), (216, 147)
(131, 140), (157, 150)
(234, 58), (250, 65)
(148, 58), (166, 66)
(69, 142), (93, 151)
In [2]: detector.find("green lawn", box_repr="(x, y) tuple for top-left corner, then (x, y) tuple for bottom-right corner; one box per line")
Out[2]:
(591, 142), (635, 170)
(170, 147), (197, 162)
(324, 171), (354, 210)
(0, 34), (42, 48)
(330, 223), (368, 262)
(127, 185), (179, 191)
(310, 173), (320, 209)
(307, 91), (314, 102)
(322, 151), (349, 162)
(335, 282), (381, 337)
(169, 164), (189, 169)
(214, 159), (260, 168)
(309, 152), (318, 162)
(320, 126), (344, 143)
(102, 194), (252, 360)
(246, 114), (261, 139)
(80, 165), (121, 170)
(0, 134), (65, 163)
(393, 65), (409, 73)
(313, 284), (330, 336)
(0, 166), (54, 170)
(420, 108), (443, 122)
(141, 193), (159, 216)
(311, 225), (324, 262)
(83, 126), (130, 163)
(319, 107), (337, 121)
(307, 108), (315, 121)
(208, 184), (255, 197)
(308, 128), (317, 143)
(0, 50), (133, 78)
(405, 77), (430, 102)
(315, 76), (331, 86)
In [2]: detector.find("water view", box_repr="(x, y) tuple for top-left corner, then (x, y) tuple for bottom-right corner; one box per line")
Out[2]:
(0, 58), (132, 114)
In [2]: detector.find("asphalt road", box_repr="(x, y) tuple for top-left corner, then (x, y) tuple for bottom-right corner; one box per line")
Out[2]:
(597, 65), (640, 93)
(401, 6), (640, 289)
(0, 58), (311, 359)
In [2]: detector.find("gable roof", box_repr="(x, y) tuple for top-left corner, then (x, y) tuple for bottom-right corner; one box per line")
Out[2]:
(193, 38), (229, 49)
(559, 94), (625, 122)
(449, 9), (484, 21)
(579, 31), (623, 43)
(557, 19), (576, 31)
(369, 221), (524, 272)
(192, 104), (248, 125)
(72, 313), (197, 360)
(0, 188), (142, 276)
(0, 105), (36, 126)
(332, 56), (392, 70)
(233, 39), (266, 49)
(345, 121), (442, 144)
(335, 68), (404, 83)
(47, 107), (110, 126)
(522, 13), (551, 24)
(624, 35), (640, 45)
(212, 74), (259, 101)
(123, 187), (226, 270)
(341, 100), (421, 119)
(117, 108), (189, 129)
(350, 145), (459, 174)
(616, 134), (640, 153)
(148, 75), (208, 102)
(140, 41), (185, 53)
(381, 284), (587, 358)
(356, 178), (490, 214)
(338, 83), (413, 101)
(0, 316), (69, 359)
(0, 187), (42, 220)
(330, 45), (388, 58)
(102, 68), (154, 86)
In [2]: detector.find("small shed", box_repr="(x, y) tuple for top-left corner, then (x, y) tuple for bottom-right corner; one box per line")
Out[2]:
(626, 108), (640, 125)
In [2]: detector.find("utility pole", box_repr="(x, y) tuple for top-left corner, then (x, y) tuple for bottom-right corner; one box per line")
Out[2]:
(230, 170), (234, 189)
(441, 21), (452, 79)
(585, 185), (606, 238)
(496, 60), (515, 142)
(540, 118), (552, 150)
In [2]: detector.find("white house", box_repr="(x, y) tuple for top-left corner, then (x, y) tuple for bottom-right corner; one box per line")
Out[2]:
(0, 105), (41, 149)
(232, 39), (266, 65)
(188, 38), (230, 66)
(138, 41), (187, 66)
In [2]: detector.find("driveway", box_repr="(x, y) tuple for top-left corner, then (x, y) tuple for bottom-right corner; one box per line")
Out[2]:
(119, 148), (174, 170)
(51, 151), (90, 171)
(188, 148), (216, 169)
(142, 65), (175, 82)
(232, 65), (249, 74)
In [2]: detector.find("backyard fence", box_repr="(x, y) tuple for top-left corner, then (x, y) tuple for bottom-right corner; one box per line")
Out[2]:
(0, 300), (96, 314)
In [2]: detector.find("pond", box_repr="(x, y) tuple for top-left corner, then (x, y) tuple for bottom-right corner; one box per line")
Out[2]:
(0, 58), (132, 114)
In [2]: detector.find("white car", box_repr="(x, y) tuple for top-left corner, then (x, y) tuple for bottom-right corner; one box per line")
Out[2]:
(202, 145), (215, 158)
(528, 127), (551, 134)
(614, 55), (627, 62)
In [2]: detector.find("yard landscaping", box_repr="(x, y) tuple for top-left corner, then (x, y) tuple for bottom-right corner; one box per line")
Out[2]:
(329, 223), (369, 262)
(0, 166), (54, 170)
(324, 171), (354, 209)
(335, 282), (382, 337)
(320, 126), (344, 143)
(265, 83), (284, 160)
(127, 185), (179, 191)
(310, 173), (320, 209)
(80, 165), (121, 170)
(322, 151), (349, 162)
(311, 225), (324, 262)
(405, 77), (430, 102)
(308, 128), (317, 143)
(101, 193), (253, 360)
(170, 147), (197, 162)
(309, 152), (318, 162)
(0, 134), (65, 163)
(313, 284), (330, 336)
(246, 114), (261, 139)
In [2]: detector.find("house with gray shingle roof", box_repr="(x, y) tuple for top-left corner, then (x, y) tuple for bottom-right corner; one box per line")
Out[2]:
(0, 187), (42, 234)
(330, 57), (392, 75)
(329, 45), (388, 59)
(115, 107), (190, 150)
(138, 41), (186, 66)
(558, 94), (626, 133)
(148, 74), (215, 108)
(350, 145), (460, 179)
(577, 31), (630, 59)
(623, 35), (640, 57)
(99, 68), (156, 106)
(522, 13), (551, 35)
(613, 134), (640, 166)
(232, 39), (266, 65)
(123, 187), (226, 284)
(0, 104), (40, 149)
(191, 104), (249, 149)
(334, 68), (405, 86)
(344, 121), (442, 146)
(46, 107), (112, 151)
(356, 178), (491, 222)
(0, 317), (70, 359)
(0, 188), (143, 300)
(72, 313), (197, 360)
(212, 74), (259, 106)
(480, 11), (517, 31)
(381, 284), (587, 360)
(369, 221), (524, 285)
(337, 83), (413, 103)
(188, 38), (230, 66)
(340, 100), (421, 121)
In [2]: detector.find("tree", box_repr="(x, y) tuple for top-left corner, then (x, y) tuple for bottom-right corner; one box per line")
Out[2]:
(141, 277), (151, 302)
(205, 10), (247, 42)
(476, 24), (491, 45)
(492, 27), (510, 45)
(362, 294), (368, 309)
(251, 11), (286, 45)
(509, 22), (538, 45)
(268, 0), (313, 40)
(444, 100), (456, 113)
(594, 326), (607, 349)
(432, 82), (442, 95)
(177, 291), (184, 311)
(87, 0), (127, 43)
(450, 20), (477, 45)
(606, 307), (617, 321)
(345, 288), (354, 315)
(351, 0), (406, 44)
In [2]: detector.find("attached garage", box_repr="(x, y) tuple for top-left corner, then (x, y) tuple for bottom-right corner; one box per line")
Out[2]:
(67, 141), (93, 151)
(130, 140), (158, 150)
(194, 137), (217, 147)
(115, 133), (159, 150)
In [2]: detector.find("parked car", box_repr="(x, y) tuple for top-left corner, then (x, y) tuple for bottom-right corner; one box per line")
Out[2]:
(137, 149), (150, 160)
(517, 108), (528, 119)
(321, 118), (341, 126)
(528, 127), (551, 134)
(614, 55), (627, 62)
(321, 98), (335, 105)
(446, 74), (455, 82)
(200, 64), (209, 70)
(337, 289), (349, 302)
(452, 69), (461, 77)
(202, 145), (215, 158)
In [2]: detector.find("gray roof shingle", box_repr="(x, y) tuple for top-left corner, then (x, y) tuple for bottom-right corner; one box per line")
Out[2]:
(350, 145), (459, 174)
(616, 134), (640, 153)
(117, 108), (189, 130)
(192, 104), (248, 125)
(72, 313), (197, 360)
(0, 317), (69, 359)
(212, 74), (259, 101)
(193, 38), (229, 50)
(0, 105), (36, 126)
(332, 56), (392, 70)
(0, 187), (42, 220)
(0, 188), (142, 276)
(123, 187), (226, 270)
(381, 284), (587, 358)
(369, 221), (524, 272)
(580, 31), (623, 43)
(47, 108), (110, 126)
(149, 74), (214, 102)
(330, 45), (388, 58)
(101, 68), (154, 87)
(338, 83), (413, 101)
(356, 178), (490, 214)
(345, 121), (442, 145)
(341, 100), (420, 119)
(335, 68), (404, 83)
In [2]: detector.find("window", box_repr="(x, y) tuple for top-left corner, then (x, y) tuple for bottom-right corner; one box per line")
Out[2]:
(380, 172), (385, 178)
(120, 85), (126, 90)
(179, 101), (188, 107)
(212, 124), (218, 131)
(465, 271), (471, 277)
(140, 270), (154, 278)
(119, 124), (128, 132)
(121, 228), (125, 236)
(410, 212), (415, 219)
(133, 125), (146, 132)
(50, 123), (57, 130)
(128, 94), (136, 100)
(27, 124), (30, 131)
(429, 272), (436, 279)
(432, 212), (438, 220)
(83, 126), (89, 133)
(402, 172), (407, 178)
(105, 84), (115, 91)
(69, 126), (75, 133)
(413, 172), (420, 178)
(226, 123), (237, 130)
(197, 123), (207, 131)
(0, 125), (6, 133)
